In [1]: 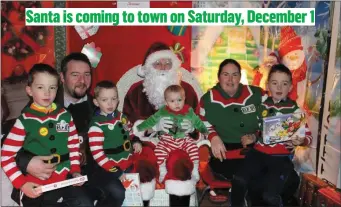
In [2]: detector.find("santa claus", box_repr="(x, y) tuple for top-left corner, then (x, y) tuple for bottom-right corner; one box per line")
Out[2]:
(278, 26), (308, 107)
(123, 42), (200, 206)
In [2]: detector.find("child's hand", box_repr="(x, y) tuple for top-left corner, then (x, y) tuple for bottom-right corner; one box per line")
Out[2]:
(20, 182), (42, 198)
(119, 173), (126, 182)
(291, 135), (305, 146)
(133, 142), (142, 153)
(241, 134), (256, 147)
(72, 172), (85, 186)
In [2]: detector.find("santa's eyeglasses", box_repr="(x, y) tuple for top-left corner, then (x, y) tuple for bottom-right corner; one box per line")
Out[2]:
(152, 59), (172, 70)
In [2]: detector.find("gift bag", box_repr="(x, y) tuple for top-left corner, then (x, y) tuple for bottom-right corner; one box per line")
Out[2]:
(81, 42), (102, 68)
(75, 26), (99, 40)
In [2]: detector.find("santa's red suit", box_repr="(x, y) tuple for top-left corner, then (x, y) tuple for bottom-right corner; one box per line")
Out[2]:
(122, 42), (200, 205)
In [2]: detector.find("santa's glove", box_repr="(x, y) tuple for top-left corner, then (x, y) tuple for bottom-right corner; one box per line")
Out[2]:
(152, 117), (173, 133)
(192, 161), (200, 182)
(181, 119), (195, 134)
(158, 162), (167, 183)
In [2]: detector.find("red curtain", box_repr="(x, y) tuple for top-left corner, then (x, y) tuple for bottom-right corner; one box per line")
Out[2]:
(66, 1), (192, 92)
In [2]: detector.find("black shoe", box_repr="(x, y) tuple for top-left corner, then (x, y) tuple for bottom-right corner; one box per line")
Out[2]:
(169, 194), (190, 206)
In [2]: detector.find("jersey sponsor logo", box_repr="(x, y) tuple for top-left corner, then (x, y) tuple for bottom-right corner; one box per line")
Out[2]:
(56, 120), (69, 132)
(241, 104), (256, 114)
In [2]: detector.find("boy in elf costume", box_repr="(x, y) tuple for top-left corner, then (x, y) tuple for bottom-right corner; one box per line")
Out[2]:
(1, 64), (92, 207)
(88, 80), (144, 206)
(231, 64), (313, 206)
(136, 85), (208, 184)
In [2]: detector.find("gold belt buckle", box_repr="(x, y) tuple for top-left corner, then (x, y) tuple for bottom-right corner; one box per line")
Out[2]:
(49, 154), (61, 164)
(123, 140), (131, 151)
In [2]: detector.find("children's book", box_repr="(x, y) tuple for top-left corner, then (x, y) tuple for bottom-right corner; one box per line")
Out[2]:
(122, 173), (143, 206)
(263, 112), (306, 145)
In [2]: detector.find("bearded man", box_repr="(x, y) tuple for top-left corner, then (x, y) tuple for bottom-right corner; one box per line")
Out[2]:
(122, 42), (201, 206)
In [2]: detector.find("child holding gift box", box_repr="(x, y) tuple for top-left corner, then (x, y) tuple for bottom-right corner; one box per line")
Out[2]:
(136, 84), (208, 183)
(1, 64), (92, 207)
(88, 80), (143, 207)
(231, 64), (313, 206)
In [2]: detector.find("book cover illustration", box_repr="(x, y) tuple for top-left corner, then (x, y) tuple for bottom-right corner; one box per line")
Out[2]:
(263, 112), (306, 145)
(122, 173), (143, 207)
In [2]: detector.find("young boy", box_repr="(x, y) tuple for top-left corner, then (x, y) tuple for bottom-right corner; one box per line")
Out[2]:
(136, 84), (208, 183)
(88, 80), (142, 206)
(1, 64), (91, 207)
(231, 64), (313, 206)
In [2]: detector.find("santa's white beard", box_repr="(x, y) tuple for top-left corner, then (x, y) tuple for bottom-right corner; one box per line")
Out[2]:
(143, 68), (180, 110)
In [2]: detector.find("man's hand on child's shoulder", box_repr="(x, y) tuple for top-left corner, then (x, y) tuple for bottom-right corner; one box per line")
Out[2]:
(133, 142), (142, 154)
(21, 182), (42, 198)
(72, 172), (85, 186)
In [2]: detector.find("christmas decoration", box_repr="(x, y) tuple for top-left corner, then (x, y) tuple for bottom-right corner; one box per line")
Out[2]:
(13, 1), (41, 20)
(167, 26), (187, 36)
(22, 26), (48, 46)
(170, 42), (185, 63)
(75, 26), (99, 40)
(81, 42), (102, 68)
(1, 15), (12, 40)
(3, 37), (34, 61)
(1, 1), (13, 16)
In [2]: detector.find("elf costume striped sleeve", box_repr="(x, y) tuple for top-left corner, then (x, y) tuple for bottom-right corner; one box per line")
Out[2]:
(1, 119), (27, 189)
(196, 100), (218, 141)
(88, 111), (134, 173)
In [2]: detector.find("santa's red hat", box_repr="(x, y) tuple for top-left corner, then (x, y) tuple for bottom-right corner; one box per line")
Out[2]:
(164, 149), (196, 196)
(138, 42), (182, 77)
(278, 26), (303, 59)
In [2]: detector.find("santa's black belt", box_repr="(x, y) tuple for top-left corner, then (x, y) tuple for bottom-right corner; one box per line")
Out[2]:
(26, 151), (69, 164)
(104, 140), (131, 154)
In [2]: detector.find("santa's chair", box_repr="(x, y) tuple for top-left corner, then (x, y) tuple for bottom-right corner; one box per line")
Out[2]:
(117, 65), (232, 206)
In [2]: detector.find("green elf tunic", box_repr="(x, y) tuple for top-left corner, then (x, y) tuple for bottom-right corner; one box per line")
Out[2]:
(1, 103), (81, 189)
(255, 97), (312, 155)
(88, 110), (137, 176)
(136, 104), (208, 138)
(199, 83), (267, 145)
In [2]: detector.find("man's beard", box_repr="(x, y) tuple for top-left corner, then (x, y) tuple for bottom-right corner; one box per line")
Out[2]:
(65, 84), (88, 99)
(143, 68), (180, 110)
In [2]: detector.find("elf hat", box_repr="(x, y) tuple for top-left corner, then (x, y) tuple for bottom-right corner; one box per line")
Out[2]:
(278, 26), (303, 59)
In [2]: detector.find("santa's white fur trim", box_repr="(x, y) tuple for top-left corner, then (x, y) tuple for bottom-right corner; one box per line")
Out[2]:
(165, 179), (196, 196)
(144, 50), (181, 72)
(136, 64), (145, 78)
(141, 179), (156, 201)
(133, 119), (145, 138)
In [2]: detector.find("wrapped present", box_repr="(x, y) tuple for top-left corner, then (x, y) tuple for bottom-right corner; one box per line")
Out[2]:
(317, 187), (341, 207)
(75, 26), (99, 40)
(167, 26), (187, 36)
(81, 42), (102, 68)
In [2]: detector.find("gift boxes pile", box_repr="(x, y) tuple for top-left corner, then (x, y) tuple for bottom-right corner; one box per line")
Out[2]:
(81, 42), (102, 68)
